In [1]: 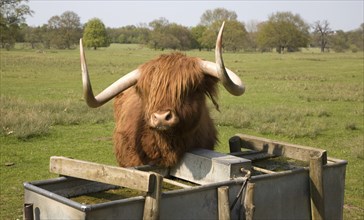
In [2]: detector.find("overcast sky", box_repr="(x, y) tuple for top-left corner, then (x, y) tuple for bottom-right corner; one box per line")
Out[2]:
(25, 1), (363, 31)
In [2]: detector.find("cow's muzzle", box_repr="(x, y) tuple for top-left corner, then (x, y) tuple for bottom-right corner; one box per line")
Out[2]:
(150, 110), (179, 131)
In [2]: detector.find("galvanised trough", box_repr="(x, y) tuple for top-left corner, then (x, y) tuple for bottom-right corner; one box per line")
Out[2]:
(23, 134), (347, 220)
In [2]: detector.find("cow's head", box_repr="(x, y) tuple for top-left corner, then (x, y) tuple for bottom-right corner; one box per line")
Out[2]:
(80, 22), (245, 132)
(135, 52), (224, 132)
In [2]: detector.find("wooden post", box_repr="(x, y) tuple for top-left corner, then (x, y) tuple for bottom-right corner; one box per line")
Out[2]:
(218, 186), (231, 220)
(309, 151), (327, 220)
(229, 136), (241, 153)
(23, 203), (34, 220)
(243, 183), (255, 220)
(143, 173), (163, 220)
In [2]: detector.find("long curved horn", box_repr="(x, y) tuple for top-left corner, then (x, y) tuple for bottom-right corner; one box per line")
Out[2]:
(80, 39), (140, 108)
(201, 22), (245, 96)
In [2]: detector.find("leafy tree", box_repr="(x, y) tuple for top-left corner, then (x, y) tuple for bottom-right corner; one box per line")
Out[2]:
(135, 26), (151, 44)
(257, 12), (310, 53)
(23, 24), (52, 49)
(167, 23), (194, 50)
(346, 23), (364, 52)
(198, 8), (247, 51)
(83, 18), (109, 50)
(60, 11), (82, 49)
(0, 0), (33, 49)
(313, 20), (333, 52)
(149, 17), (169, 30)
(191, 25), (207, 50)
(200, 8), (237, 26)
(148, 17), (169, 50)
(23, 25), (43, 49)
(46, 11), (82, 49)
(222, 20), (247, 52)
(199, 20), (247, 52)
(106, 27), (121, 43)
(47, 15), (64, 48)
(111, 25), (150, 44)
(200, 28), (216, 51)
(331, 30), (349, 52)
(148, 18), (194, 50)
(245, 20), (260, 51)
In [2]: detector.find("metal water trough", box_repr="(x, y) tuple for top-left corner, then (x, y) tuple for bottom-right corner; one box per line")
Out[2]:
(23, 134), (347, 220)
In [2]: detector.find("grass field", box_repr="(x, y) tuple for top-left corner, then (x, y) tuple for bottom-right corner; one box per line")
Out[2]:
(1, 44), (363, 219)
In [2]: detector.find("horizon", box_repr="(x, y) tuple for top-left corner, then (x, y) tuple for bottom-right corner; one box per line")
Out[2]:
(25, 1), (363, 32)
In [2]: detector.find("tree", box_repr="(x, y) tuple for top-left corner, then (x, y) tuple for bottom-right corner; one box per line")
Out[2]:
(245, 20), (260, 51)
(148, 18), (195, 50)
(46, 11), (82, 49)
(200, 8), (237, 26)
(200, 28), (216, 51)
(191, 25), (207, 50)
(167, 23), (194, 50)
(83, 18), (109, 50)
(257, 12), (310, 53)
(222, 20), (248, 52)
(331, 30), (349, 52)
(347, 23), (364, 52)
(313, 20), (333, 52)
(0, 0), (33, 49)
(47, 15), (64, 48)
(110, 25), (150, 44)
(199, 20), (247, 52)
(60, 11), (82, 49)
(148, 17), (169, 50)
(149, 17), (169, 30)
(23, 25), (43, 49)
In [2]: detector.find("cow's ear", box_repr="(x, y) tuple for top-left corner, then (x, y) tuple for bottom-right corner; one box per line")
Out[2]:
(135, 84), (142, 96)
(208, 93), (220, 112)
(202, 75), (220, 111)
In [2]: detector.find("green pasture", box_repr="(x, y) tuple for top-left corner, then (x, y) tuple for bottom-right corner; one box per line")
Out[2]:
(1, 44), (363, 219)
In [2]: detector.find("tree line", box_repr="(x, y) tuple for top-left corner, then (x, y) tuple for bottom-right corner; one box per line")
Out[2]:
(1, 1), (363, 53)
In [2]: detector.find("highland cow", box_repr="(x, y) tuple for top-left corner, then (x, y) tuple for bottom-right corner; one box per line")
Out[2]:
(80, 22), (245, 167)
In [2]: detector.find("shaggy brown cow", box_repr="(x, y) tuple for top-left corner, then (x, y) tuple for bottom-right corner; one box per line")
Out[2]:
(80, 22), (245, 167)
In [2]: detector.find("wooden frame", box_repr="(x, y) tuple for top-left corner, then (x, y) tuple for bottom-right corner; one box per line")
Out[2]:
(23, 135), (346, 220)
(50, 156), (162, 220)
(230, 134), (328, 220)
(230, 134), (327, 163)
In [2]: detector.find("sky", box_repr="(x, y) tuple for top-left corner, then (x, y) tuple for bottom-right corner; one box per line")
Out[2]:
(25, 1), (364, 31)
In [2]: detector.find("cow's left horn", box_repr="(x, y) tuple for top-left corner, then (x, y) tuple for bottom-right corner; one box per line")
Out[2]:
(80, 39), (140, 108)
(201, 22), (245, 96)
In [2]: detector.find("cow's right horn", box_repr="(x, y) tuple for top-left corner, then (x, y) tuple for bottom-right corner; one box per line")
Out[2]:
(80, 39), (140, 108)
(201, 22), (245, 96)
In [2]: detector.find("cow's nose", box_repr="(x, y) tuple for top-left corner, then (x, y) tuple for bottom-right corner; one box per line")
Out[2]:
(150, 110), (179, 130)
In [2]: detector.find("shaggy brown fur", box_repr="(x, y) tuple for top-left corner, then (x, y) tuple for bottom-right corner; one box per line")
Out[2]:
(113, 53), (219, 167)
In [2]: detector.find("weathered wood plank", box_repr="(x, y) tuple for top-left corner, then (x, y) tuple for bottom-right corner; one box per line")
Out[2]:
(218, 186), (231, 220)
(309, 153), (326, 220)
(252, 166), (276, 174)
(132, 165), (169, 177)
(244, 183), (255, 220)
(143, 173), (163, 220)
(229, 151), (275, 161)
(50, 156), (153, 192)
(234, 134), (327, 163)
(163, 178), (193, 189)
